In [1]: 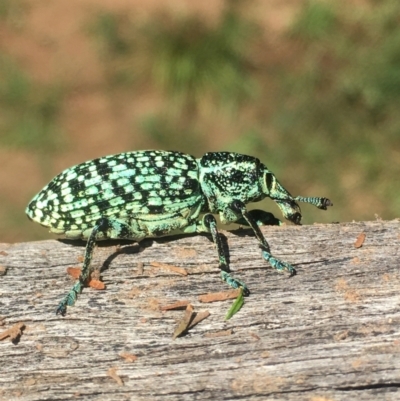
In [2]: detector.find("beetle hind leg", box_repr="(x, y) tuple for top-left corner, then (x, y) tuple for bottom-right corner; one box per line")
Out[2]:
(56, 217), (140, 316)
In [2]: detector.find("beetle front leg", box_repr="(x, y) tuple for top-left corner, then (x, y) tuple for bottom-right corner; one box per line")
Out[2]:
(200, 214), (250, 296)
(229, 200), (296, 276)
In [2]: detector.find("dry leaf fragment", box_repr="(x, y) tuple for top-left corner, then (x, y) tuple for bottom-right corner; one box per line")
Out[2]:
(188, 311), (210, 329)
(66, 267), (81, 279)
(89, 280), (106, 290)
(119, 353), (138, 363)
(160, 300), (190, 311)
(0, 322), (25, 342)
(354, 232), (366, 248)
(172, 304), (195, 340)
(205, 329), (232, 338)
(66, 267), (105, 289)
(107, 367), (124, 386)
(198, 289), (240, 303)
(150, 261), (187, 276)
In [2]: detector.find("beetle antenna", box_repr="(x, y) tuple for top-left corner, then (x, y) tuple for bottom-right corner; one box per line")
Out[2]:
(294, 196), (333, 210)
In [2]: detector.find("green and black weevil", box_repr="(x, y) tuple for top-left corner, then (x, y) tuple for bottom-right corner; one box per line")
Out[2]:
(26, 150), (332, 315)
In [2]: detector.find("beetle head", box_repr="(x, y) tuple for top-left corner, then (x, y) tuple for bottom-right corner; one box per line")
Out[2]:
(262, 169), (302, 225)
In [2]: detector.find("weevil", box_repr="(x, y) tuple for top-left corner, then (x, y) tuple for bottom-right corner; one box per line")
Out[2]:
(26, 151), (332, 315)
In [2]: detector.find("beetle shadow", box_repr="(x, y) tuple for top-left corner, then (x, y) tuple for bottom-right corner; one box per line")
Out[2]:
(58, 238), (153, 274)
(11, 325), (26, 345)
(58, 230), (231, 273)
(215, 232), (231, 266)
(227, 214), (282, 239)
(226, 226), (255, 239)
(156, 231), (231, 265)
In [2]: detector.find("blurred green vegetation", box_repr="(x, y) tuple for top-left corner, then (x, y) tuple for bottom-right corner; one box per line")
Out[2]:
(139, 114), (204, 153)
(140, 9), (257, 115)
(0, 4), (65, 242)
(0, 55), (64, 160)
(273, 0), (400, 221)
(91, 4), (257, 117)
(89, 0), (400, 223)
(0, 0), (399, 241)
(0, 0), (26, 27)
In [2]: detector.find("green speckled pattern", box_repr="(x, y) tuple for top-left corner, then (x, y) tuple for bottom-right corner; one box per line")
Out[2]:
(26, 150), (204, 239)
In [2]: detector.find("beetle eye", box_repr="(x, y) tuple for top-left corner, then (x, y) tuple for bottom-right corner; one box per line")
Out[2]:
(264, 172), (274, 192)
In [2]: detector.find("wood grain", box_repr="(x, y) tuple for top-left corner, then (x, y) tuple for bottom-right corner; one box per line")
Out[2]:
(0, 220), (399, 400)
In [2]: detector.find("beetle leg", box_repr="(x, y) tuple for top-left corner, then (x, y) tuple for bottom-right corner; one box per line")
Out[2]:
(200, 214), (250, 296)
(56, 217), (138, 316)
(230, 200), (296, 276)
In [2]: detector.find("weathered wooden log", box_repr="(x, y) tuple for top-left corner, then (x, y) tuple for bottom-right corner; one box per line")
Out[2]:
(0, 220), (399, 400)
